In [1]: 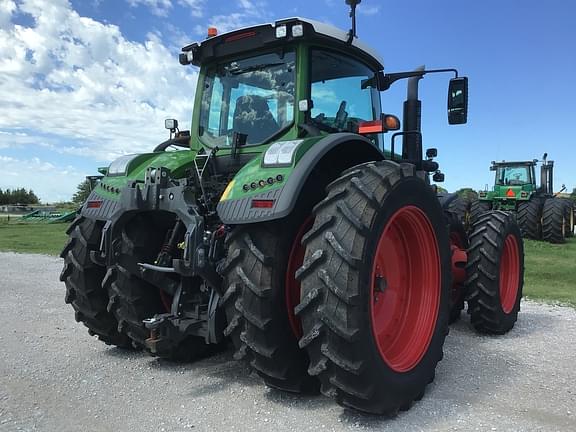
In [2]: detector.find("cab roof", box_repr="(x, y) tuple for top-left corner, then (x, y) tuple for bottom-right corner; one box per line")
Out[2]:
(180, 17), (384, 71)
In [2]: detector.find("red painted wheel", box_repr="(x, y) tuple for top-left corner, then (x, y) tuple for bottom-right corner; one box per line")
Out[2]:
(499, 234), (520, 313)
(370, 206), (441, 373)
(285, 216), (314, 339)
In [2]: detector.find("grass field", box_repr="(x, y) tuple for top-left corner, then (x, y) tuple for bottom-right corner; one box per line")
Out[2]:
(0, 220), (574, 305)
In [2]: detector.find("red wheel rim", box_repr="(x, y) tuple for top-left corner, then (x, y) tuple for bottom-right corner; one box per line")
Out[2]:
(499, 234), (520, 314)
(285, 216), (314, 338)
(370, 206), (441, 373)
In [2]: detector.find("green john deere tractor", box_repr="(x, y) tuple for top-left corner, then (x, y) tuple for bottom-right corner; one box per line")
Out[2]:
(60, 1), (525, 415)
(471, 154), (574, 243)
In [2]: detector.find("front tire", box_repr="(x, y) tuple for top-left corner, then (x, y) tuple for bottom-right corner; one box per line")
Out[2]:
(465, 211), (524, 334)
(297, 161), (451, 414)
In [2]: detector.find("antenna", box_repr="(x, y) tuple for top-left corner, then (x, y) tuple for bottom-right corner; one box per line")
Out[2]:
(345, 0), (361, 43)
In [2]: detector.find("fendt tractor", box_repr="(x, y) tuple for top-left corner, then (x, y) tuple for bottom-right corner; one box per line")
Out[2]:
(471, 154), (575, 243)
(60, 1), (525, 415)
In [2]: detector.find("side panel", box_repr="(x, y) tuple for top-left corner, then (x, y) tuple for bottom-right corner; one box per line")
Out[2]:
(217, 133), (384, 224)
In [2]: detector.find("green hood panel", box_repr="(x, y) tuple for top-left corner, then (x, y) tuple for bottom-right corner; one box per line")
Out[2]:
(94, 150), (198, 201)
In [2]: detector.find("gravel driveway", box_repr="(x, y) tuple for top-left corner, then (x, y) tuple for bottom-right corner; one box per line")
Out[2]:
(0, 251), (575, 432)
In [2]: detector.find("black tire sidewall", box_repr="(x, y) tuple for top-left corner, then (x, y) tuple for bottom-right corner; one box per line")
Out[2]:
(355, 175), (451, 400)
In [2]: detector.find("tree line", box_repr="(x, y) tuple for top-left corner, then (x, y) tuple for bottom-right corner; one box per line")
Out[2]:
(0, 188), (40, 205)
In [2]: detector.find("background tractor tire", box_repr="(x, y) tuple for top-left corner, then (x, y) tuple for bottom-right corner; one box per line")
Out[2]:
(297, 161), (451, 415)
(224, 223), (318, 393)
(60, 216), (130, 347)
(561, 199), (574, 238)
(542, 198), (566, 244)
(446, 196), (470, 229)
(466, 211), (524, 334)
(517, 199), (543, 240)
(106, 216), (210, 361)
(445, 212), (469, 323)
(469, 199), (492, 224)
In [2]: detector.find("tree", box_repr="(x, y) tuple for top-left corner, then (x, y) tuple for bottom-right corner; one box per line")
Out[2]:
(571, 187), (576, 203)
(455, 187), (478, 201)
(72, 179), (92, 205)
(0, 187), (40, 205)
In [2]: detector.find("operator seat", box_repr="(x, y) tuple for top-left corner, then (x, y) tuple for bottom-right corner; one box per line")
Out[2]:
(233, 95), (279, 144)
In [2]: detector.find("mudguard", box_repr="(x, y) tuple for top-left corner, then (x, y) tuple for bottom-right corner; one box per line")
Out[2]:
(217, 133), (384, 224)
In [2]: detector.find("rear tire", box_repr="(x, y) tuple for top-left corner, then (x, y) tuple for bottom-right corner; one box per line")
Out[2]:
(60, 216), (130, 347)
(224, 223), (318, 393)
(297, 161), (451, 414)
(465, 211), (524, 334)
(517, 199), (543, 240)
(469, 199), (492, 224)
(562, 199), (574, 238)
(447, 197), (470, 229)
(542, 198), (566, 244)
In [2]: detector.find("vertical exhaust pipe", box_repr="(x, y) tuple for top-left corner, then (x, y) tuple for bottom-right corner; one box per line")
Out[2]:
(402, 65), (425, 162)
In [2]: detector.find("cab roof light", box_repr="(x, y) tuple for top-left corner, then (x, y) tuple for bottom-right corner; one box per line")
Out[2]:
(276, 25), (287, 38)
(207, 27), (218, 38)
(291, 23), (304, 37)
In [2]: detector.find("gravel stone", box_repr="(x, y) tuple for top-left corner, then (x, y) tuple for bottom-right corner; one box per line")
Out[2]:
(0, 251), (575, 431)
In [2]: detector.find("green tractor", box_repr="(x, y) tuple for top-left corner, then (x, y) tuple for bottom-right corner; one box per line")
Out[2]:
(60, 1), (525, 415)
(471, 154), (575, 243)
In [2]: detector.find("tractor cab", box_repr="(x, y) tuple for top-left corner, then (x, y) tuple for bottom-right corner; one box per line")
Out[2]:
(180, 17), (386, 155)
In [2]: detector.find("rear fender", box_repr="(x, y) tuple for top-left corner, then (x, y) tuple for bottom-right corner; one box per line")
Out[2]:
(217, 133), (385, 224)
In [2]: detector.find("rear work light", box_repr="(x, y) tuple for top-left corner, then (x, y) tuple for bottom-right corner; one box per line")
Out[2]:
(276, 25), (287, 38)
(291, 24), (304, 37)
(251, 199), (275, 209)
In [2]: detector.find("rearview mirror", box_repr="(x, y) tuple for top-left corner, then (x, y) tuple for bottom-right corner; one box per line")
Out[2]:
(447, 77), (468, 125)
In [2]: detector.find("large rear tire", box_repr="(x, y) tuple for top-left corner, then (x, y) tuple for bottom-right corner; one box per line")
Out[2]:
(542, 198), (566, 244)
(517, 199), (542, 240)
(106, 216), (211, 361)
(224, 223), (318, 393)
(297, 161), (451, 414)
(562, 199), (574, 238)
(447, 196), (470, 229)
(465, 211), (524, 334)
(469, 199), (492, 224)
(60, 216), (130, 347)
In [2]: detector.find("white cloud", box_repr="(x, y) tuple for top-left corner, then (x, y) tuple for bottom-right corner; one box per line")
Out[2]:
(194, 0), (270, 35)
(127, 0), (173, 16)
(1, 155), (88, 203)
(0, 0), (199, 163)
(126, 0), (204, 17)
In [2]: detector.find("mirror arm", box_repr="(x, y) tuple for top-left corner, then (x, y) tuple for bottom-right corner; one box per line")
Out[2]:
(376, 68), (459, 91)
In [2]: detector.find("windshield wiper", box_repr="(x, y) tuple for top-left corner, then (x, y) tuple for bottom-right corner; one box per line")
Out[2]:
(227, 62), (285, 75)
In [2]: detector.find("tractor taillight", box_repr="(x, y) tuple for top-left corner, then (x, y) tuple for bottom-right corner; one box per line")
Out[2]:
(251, 199), (275, 209)
(359, 120), (384, 134)
(86, 200), (103, 209)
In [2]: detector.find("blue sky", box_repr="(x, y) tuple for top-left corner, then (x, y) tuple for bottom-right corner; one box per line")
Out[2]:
(0, 0), (575, 201)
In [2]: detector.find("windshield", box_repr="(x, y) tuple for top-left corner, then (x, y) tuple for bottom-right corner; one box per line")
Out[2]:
(310, 49), (380, 134)
(496, 166), (531, 186)
(199, 50), (295, 146)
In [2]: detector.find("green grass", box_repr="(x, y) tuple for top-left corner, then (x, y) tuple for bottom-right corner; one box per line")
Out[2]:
(0, 220), (574, 305)
(0, 221), (68, 256)
(523, 238), (576, 306)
